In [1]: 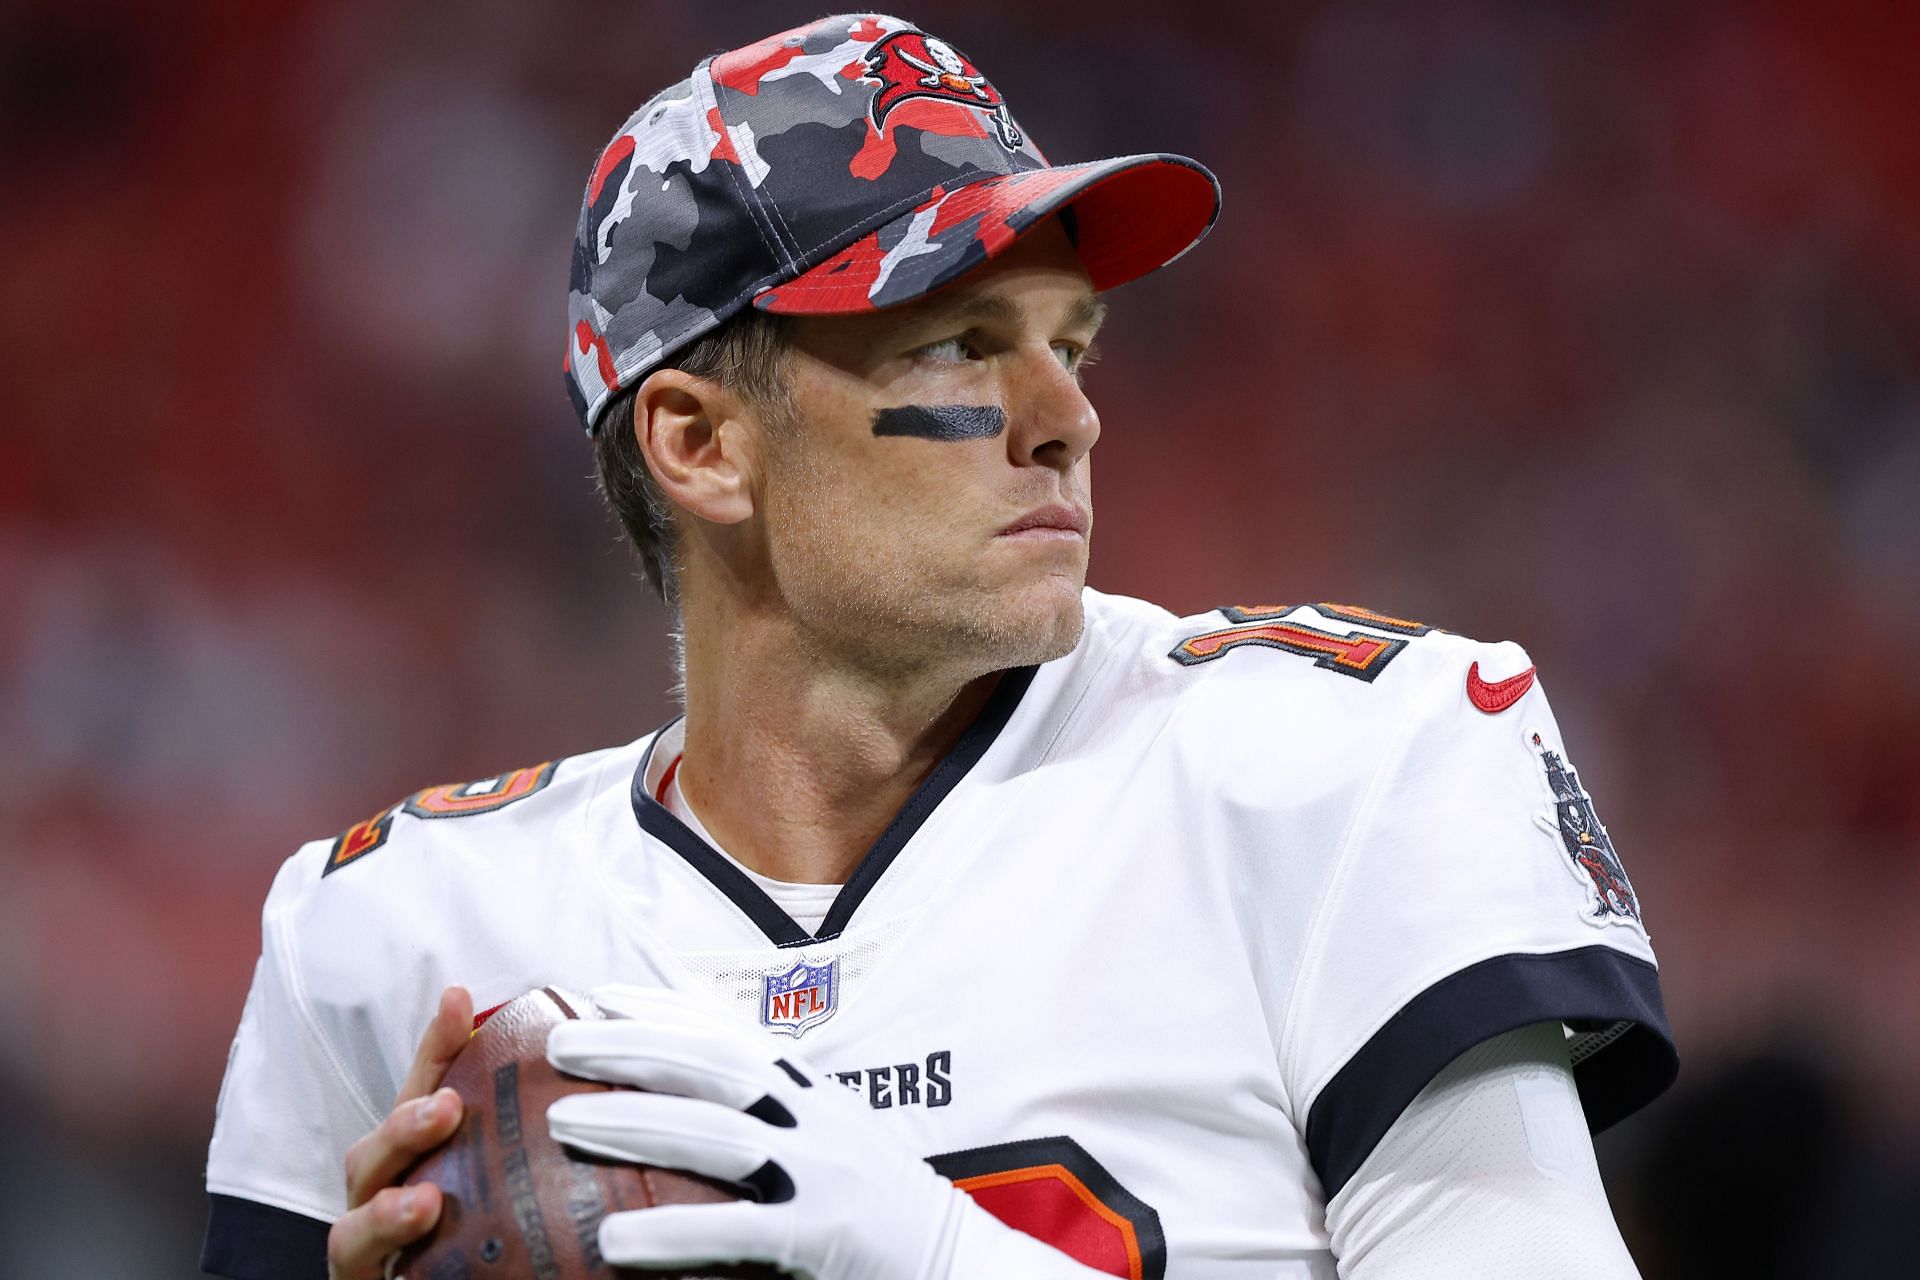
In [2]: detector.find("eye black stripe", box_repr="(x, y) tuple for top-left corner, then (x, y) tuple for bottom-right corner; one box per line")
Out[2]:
(871, 404), (1005, 440)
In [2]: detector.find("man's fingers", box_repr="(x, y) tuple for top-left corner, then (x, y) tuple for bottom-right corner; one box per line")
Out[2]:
(330, 990), (472, 1275)
(547, 1092), (774, 1183)
(597, 1202), (784, 1271)
(397, 986), (474, 1104)
(325, 1183), (442, 1280)
(548, 1018), (774, 1109)
(343, 1087), (462, 1208)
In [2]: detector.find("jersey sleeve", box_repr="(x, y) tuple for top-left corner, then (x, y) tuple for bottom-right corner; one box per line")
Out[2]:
(1326, 1022), (1643, 1279)
(1276, 642), (1675, 1201)
(202, 850), (383, 1280)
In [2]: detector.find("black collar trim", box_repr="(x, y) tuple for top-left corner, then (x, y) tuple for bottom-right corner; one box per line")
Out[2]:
(632, 740), (810, 946)
(630, 665), (1038, 947)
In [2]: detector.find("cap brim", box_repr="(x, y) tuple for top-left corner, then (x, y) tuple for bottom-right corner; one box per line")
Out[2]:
(753, 154), (1220, 316)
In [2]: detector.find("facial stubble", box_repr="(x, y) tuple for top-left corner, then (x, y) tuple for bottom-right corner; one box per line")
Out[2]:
(766, 407), (1084, 680)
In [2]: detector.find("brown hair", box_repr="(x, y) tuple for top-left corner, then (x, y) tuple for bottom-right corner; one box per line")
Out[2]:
(592, 309), (793, 607)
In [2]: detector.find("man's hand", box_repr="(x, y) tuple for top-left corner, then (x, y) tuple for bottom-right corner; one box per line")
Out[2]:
(545, 985), (1108, 1280)
(325, 986), (472, 1280)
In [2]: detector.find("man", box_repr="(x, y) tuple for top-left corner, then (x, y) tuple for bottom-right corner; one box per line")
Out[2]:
(203, 14), (1675, 1280)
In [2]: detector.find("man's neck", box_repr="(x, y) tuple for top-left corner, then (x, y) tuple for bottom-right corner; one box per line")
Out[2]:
(675, 608), (1003, 886)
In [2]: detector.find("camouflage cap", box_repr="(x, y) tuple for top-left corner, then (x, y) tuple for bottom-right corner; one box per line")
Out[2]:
(565, 13), (1221, 434)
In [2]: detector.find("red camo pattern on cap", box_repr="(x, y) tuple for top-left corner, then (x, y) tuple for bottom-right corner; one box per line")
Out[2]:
(710, 33), (811, 95)
(564, 12), (1219, 433)
(846, 94), (1036, 182)
(756, 159), (1218, 315)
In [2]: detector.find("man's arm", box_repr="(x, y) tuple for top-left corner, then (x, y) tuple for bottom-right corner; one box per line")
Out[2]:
(1327, 1022), (1642, 1279)
(1254, 636), (1674, 1217)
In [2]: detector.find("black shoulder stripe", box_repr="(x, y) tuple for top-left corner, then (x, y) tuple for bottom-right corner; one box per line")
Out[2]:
(202, 1193), (329, 1280)
(1304, 945), (1676, 1199)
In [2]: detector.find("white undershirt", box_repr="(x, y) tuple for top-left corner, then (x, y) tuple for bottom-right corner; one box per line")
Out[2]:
(660, 758), (841, 934)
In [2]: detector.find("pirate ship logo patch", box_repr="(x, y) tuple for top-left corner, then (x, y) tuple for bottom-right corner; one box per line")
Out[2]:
(862, 30), (1023, 150)
(1532, 732), (1642, 928)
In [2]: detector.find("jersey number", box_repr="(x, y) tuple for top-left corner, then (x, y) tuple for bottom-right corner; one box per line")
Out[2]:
(1170, 602), (1435, 682)
(930, 1136), (1166, 1280)
(322, 762), (559, 876)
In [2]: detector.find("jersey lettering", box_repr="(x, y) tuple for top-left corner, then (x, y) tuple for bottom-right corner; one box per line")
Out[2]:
(830, 1049), (951, 1110)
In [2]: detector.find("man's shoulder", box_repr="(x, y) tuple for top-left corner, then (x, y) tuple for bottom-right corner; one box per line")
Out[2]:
(1078, 589), (1524, 735)
(262, 736), (651, 925)
(1064, 589), (1551, 831)
(251, 736), (656, 1060)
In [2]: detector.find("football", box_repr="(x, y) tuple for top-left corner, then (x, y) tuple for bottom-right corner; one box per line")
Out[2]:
(392, 986), (779, 1280)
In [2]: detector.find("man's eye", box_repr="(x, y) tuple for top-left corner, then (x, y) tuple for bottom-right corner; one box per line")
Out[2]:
(918, 337), (971, 363)
(1055, 342), (1099, 376)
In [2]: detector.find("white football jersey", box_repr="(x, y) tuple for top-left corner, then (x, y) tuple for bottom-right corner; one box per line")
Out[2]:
(202, 589), (1674, 1280)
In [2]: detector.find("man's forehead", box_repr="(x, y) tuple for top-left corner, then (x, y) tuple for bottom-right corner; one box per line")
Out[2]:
(901, 284), (1108, 336)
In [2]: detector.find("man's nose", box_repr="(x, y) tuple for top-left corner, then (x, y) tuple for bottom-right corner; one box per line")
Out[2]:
(1007, 349), (1101, 472)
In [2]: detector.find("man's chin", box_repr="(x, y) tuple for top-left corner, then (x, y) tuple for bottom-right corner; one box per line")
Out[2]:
(979, 576), (1086, 669)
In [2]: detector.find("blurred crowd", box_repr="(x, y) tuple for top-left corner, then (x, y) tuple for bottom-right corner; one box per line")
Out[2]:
(2, 1), (1916, 1275)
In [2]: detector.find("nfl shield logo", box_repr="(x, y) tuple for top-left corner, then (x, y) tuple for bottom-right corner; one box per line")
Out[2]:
(762, 959), (837, 1037)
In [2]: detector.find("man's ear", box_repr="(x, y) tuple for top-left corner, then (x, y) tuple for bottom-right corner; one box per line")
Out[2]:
(633, 368), (760, 527)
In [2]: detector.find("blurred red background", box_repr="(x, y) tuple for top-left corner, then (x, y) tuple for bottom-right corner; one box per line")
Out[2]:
(3, 1), (1917, 1275)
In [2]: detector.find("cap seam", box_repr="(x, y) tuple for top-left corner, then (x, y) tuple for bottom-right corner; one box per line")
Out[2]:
(738, 123), (803, 260)
(722, 117), (802, 267)
(723, 149), (798, 270)
(694, 62), (793, 272)
(725, 150), (802, 270)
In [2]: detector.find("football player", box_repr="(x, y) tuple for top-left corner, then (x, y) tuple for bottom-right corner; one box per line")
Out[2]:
(203, 14), (1674, 1280)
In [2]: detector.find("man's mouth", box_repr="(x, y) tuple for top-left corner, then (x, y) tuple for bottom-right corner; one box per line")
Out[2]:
(998, 503), (1090, 539)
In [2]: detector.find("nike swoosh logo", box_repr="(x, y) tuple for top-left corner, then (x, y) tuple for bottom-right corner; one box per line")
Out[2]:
(1466, 661), (1536, 713)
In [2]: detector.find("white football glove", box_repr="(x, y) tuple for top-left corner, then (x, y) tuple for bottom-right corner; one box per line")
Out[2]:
(544, 984), (1109, 1280)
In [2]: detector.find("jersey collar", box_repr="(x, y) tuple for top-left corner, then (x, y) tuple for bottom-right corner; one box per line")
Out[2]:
(629, 665), (1039, 947)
